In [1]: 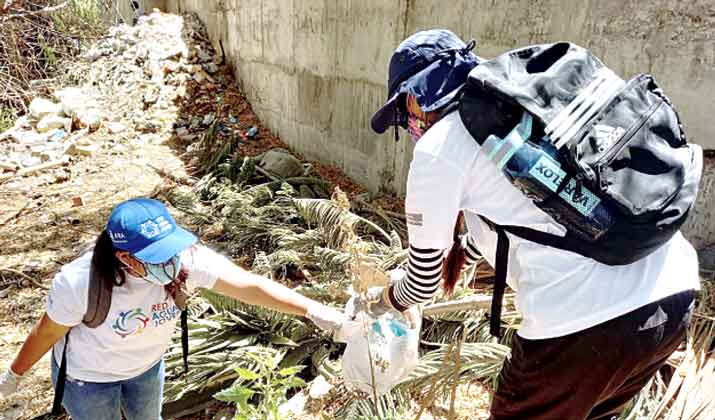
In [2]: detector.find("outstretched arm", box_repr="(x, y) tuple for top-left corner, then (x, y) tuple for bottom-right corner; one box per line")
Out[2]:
(190, 253), (344, 334)
(211, 266), (316, 317)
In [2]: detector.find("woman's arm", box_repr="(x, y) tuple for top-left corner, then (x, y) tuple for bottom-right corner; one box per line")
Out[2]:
(211, 267), (315, 316)
(10, 313), (70, 376)
(208, 264), (344, 334)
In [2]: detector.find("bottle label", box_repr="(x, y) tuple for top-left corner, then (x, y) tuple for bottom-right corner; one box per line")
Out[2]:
(530, 156), (601, 217)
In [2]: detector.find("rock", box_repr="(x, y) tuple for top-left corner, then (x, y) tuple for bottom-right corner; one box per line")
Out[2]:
(36, 115), (71, 133)
(189, 117), (201, 129)
(83, 48), (104, 62)
(136, 119), (158, 133)
(76, 108), (102, 132)
(204, 63), (219, 74)
(74, 143), (100, 157)
(197, 49), (213, 63)
(162, 60), (180, 73)
(29, 98), (62, 119)
(106, 122), (127, 134)
(143, 88), (159, 105)
(202, 113), (215, 126)
(62, 142), (77, 156)
(259, 149), (304, 179)
(55, 87), (87, 117)
(193, 70), (213, 84)
(0, 287), (10, 299)
(175, 127), (189, 137)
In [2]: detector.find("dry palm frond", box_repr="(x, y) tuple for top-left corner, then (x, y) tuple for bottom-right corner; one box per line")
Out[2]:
(656, 316), (715, 419)
(294, 198), (391, 247)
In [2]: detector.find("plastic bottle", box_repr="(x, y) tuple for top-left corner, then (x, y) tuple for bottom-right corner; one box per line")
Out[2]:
(482, 112), (614, 240)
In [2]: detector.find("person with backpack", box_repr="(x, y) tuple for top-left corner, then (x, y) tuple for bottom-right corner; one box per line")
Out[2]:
(0, 198), (346, 420)
(362, 31), (702, 419)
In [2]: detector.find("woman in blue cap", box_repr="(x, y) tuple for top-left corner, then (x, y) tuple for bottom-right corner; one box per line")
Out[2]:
(362, 30), (698, 420)
(0, 198), (346, 420)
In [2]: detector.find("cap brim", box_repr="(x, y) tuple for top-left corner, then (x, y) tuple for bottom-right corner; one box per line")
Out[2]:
(370, 90), (405, 134)
(133, 226), (197, 264)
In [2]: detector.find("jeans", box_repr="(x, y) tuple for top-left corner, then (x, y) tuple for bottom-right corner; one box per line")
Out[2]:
(51, 356), (164, 420)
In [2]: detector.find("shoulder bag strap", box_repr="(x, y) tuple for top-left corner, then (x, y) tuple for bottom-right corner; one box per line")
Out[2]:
(50, 332), (69, 416)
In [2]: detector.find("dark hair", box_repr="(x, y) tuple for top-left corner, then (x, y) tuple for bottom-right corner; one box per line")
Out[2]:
(91, 230), (127, 288)
(442, 211), (470, 295)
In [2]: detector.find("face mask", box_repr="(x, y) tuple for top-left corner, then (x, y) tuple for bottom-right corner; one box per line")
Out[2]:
(125, 253), (182, 286)
(407, 114), (429, 142)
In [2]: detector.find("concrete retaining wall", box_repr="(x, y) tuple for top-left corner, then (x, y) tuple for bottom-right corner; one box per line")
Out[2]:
(157, 0), (714, 249)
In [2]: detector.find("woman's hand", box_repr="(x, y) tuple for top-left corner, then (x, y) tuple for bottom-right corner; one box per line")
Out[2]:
(306, 302), (348, 341)
(0, 368), (22, 398)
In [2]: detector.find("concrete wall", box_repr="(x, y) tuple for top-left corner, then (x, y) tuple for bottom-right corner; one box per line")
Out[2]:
(160, 0), (715, 248)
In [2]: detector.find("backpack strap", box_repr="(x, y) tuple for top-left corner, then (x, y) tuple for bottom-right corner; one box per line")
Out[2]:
(50, 333), (69, 416)
(480, 216), (569, 338)
(181, 309), (189, 374)
(489, 223), (510, 338)
(170, 268), (190, 374)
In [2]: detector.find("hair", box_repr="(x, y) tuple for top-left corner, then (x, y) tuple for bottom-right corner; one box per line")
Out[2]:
(91, 230), (127, 289)
(442, 211), (468, 295)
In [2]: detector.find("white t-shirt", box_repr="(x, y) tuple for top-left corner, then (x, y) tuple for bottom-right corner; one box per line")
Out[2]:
(406, 112), (700, 340)
(47, 244), (234, 382)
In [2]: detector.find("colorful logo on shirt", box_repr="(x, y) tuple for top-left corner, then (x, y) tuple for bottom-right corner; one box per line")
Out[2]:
(151, 302), (180, 326)
(112, 308), (150, 338)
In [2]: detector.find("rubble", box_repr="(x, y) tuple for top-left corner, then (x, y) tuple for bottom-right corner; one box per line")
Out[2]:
(259, 149), (305, 178)
(28, 98), (62, 120)
(36, 115), (71, 133)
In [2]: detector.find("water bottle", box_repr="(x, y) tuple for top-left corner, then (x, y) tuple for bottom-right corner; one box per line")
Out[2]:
(482, 112), (614, 240)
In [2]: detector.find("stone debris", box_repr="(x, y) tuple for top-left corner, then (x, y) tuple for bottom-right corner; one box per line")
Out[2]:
(0, 11), (339, 194)
(36, 115), (71, 133)
(259, 149), (304, 179)
(105, 122), (127, 134)
(28, 98), (62, 120)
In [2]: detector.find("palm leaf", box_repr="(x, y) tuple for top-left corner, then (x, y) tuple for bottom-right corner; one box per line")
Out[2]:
(293, 198), (391, 246)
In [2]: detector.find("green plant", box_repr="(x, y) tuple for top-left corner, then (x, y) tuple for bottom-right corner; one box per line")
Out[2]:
(0, 108), (15, 133)
(214, 350), (306, 420)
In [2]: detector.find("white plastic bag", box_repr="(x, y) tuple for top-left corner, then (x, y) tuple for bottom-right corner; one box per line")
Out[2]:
(341, 297), (421, 396)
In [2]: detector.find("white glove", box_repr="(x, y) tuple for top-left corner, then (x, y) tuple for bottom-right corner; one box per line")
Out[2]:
(306, 302), (348, 342)
(0, 368), (22, 398)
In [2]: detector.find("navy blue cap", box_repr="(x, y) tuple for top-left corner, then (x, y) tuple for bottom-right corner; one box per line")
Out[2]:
(371, 29), (480, 134)
(107, 198), (197, 264)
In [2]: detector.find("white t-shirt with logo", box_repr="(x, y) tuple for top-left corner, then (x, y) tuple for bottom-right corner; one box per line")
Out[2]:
(406, 112), (700, 340)
(47, 245), (234, 382)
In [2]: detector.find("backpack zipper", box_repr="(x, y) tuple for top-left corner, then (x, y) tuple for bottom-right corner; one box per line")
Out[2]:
(595, 96), (663, 177)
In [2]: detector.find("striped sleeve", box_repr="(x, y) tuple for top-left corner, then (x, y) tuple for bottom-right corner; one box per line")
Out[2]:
(464, 234), (481, 265)
(392, 245), (444, 307)
(392, 235), (482, 308)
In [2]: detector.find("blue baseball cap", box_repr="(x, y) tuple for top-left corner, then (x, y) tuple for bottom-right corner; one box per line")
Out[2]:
(371, 29), (480, 134)
(107, 198), (197, 264)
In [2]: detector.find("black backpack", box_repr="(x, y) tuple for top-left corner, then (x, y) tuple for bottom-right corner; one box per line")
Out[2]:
(50, 258), (190, 416)
(458, 42), (703, 337)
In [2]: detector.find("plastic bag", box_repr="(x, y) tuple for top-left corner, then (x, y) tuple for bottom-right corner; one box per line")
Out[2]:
(341, 297), (421, 396)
